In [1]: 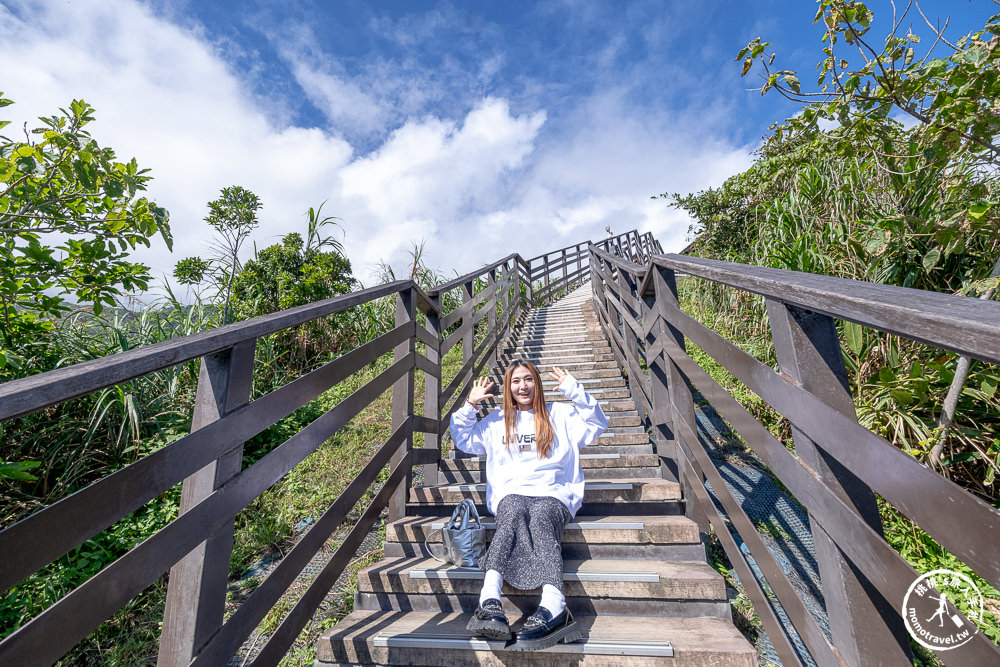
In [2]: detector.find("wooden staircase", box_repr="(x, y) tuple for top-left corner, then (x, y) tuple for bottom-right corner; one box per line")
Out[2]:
(315, 283), (756, 666)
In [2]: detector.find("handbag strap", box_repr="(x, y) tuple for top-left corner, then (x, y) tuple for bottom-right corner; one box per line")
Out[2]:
(463, 498), (483, 529)
(450, 498), (470, 530)
(422, 527), (448, 563)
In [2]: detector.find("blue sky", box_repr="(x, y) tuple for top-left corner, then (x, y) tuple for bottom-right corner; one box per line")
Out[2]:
(1, 0), (995, 287)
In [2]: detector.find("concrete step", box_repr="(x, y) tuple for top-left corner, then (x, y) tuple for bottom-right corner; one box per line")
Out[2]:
(496, 354), (619, 368)
(409, 478), (679, 506)
(498, 353), (618, 365)
(438, 454), (661, 483)
(501, 340), (613, 352)
(519, 320), (592, 329)
(505, 338), (611, 351)
(316, 611), (756, 666)
(513, 336), (607, 347)
(595, 431), (648, 444)
(352, 557), (728, 617)
(385, 514), (705, 561)
(515, 321), (597, 331)
(583, 443), (655, 455)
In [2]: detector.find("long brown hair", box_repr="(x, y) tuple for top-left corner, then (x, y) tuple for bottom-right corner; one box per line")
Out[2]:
(502, 360), (554, 458)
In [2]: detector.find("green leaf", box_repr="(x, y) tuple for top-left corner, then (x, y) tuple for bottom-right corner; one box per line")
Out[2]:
(741, 57), (753, 76)
(843, 320), (864, 355)
(864, 228), (889, 255)
(890, 388), (913, 406)
(785, 74), (800, 93)
(922, 247), (941, 271)
(879, 367), (896, 384)
(982, 377), (998, 398)
(941, 452), (980, 465)
(968, 203), (992, 220)
(0, 460), (41, 482)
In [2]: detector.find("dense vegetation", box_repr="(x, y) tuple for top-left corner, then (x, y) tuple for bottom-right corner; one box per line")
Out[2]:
(0, 91), (474, 663)
(669, 0), (1000, 653)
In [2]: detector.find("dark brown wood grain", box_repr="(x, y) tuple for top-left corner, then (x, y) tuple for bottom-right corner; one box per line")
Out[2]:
(649, 255), (1000, 363)
(0, 323), (413, 594)
(188, 421), (413, 665)
(0, 281), (414, 421)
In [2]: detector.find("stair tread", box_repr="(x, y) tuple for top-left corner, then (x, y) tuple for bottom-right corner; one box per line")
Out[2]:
(316, 611), (756, 665)
(410, 478), (680, 506)
(387, 514), (701, 545)
(356, 557), (726, 600)
(441, 453), (659, 468)
(426, 477), (674, 491)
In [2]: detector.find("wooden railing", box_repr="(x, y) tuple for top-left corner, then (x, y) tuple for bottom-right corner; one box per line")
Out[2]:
(0, 230), (643, 665)
(589, 244), (1000, 666)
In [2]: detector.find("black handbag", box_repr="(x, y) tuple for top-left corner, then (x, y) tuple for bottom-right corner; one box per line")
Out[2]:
(424, 498), (486, 569)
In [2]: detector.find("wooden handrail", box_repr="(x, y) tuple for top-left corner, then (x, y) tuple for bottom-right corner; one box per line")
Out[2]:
(589, 240), (1000, 666)
(643, 254), (1000, 364)
(0, 281), (434, 421)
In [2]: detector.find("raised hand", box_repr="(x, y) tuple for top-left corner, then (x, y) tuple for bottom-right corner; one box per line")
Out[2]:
(467, 376), (496, 405)
(547, 366), (570, 385)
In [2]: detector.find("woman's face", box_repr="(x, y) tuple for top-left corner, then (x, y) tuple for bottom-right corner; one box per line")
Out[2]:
(508, 366), (536, 409)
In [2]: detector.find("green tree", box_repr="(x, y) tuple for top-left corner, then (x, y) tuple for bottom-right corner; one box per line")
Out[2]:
(230, 232), (357, 375)
(0, 93), (171, 377)
(739, 0), (1000, 169)
(174, 185), (260, 324)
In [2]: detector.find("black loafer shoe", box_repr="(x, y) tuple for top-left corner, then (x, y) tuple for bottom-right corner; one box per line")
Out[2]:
(511, 606), (581, 651)
(466, 598), (512, 641)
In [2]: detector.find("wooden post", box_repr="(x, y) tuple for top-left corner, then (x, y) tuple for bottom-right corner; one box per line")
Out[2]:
(389, 288), (416, 521)
(461, 279), (475, 368)
(158, 340), (255, 667)
(543, 253), (551, 305)
(576, 243), (583, 283)
(422, 292), (442, 487)
(766, 300), (911, 666)
(500, 263), (512, 350)
(590, 253), (609, 331)
(487, 268), (498, 369)
(561, 248), (568, 293)
(617, 269), (646, 426)
(649, 266), (683, 483)
(523, 261), (533, 307)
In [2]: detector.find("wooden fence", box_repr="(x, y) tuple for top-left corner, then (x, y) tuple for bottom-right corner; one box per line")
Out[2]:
(590, 242), (1000, 666)
(0, 230), (639, 665)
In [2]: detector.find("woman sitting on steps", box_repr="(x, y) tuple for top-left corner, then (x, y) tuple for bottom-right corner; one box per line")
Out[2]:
(449, 359), (608, 650)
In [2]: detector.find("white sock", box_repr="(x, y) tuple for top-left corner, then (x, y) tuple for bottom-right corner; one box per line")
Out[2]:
(539, 584), (565, 617)
(479, 569), (503, 605)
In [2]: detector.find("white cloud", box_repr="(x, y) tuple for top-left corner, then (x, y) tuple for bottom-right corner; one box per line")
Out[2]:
(0, 0), (354, 287)
(0, 0), (753, 296)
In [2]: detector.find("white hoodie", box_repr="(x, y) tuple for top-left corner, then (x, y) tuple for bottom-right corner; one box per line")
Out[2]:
(449, 375), (609, 517)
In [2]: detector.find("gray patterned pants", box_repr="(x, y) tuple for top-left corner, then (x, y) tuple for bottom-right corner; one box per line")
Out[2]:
(481, 494), (571, 591)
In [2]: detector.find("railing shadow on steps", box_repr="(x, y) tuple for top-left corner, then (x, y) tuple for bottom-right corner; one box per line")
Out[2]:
(589, 242), (1000, 667)
(0, 229), (643, 666)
